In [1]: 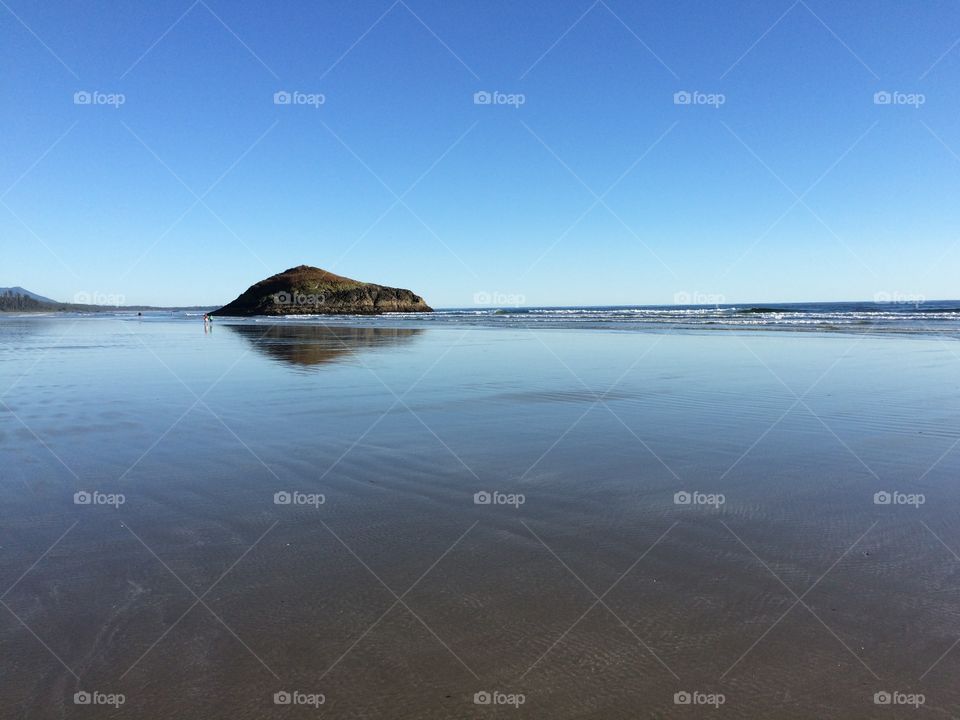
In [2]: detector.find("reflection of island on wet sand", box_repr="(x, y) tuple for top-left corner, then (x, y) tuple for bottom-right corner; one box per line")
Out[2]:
(222, 323), (423, 367)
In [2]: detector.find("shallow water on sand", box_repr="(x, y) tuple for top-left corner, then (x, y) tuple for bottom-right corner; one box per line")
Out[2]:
(2, 316), (960, 718)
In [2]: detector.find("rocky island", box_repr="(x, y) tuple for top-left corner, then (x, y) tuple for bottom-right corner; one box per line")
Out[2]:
(210, 265), (432, 316)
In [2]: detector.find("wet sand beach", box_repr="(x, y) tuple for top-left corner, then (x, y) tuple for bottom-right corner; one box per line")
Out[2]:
(2, 316), (960, 718)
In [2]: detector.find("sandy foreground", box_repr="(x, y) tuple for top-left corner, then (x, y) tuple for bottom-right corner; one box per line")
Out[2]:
(2, 318), (958, 718)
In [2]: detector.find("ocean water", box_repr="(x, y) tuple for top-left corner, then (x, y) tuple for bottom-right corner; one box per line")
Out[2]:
(10, 299), (960, 334)
(1, 314), (959, 718)
(246, 300), (960, 334)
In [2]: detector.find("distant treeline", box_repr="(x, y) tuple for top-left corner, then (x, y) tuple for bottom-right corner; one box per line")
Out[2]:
(0, 291), (57, 312)
(0, 290), (213, 313)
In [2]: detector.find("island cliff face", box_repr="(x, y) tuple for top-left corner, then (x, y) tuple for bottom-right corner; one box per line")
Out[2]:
(210, 265), (432, 316)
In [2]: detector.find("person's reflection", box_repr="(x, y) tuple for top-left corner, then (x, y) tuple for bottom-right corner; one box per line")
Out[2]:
(220, 323), (422, 368)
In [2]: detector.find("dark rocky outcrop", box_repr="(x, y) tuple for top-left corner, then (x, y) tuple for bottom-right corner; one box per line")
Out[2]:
(210, 265), (432, 316)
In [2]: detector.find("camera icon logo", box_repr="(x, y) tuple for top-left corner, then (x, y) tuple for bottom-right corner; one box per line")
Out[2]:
(73, 91), (92, 105)
(874, 691), (892, 705)
(274, 691), (292, 705)
(474, 491), (492, 505)
(874, 491), (892, 505)
(674, 491), (692, 505)
(473, 91), (492, 105)
(674, 691), (692, 704)
(873, 90), (892, 105)
(73, 691), (92, 704)
(74, 491), (92, 505)
(673, 90), (692, 105)
(274, 90), (292, 105)
(274, 491), (292, 505)
(473, 691), (492, 705)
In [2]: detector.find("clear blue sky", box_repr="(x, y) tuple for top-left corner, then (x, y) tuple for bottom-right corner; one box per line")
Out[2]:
(2, 0), (959, 307)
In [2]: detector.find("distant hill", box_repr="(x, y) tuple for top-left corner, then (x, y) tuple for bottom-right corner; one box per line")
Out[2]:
(211, 265), (432, 316)
(0, 289), (61, 312)
(0, 287), (57, 304)
(0, 287), (210, 313)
